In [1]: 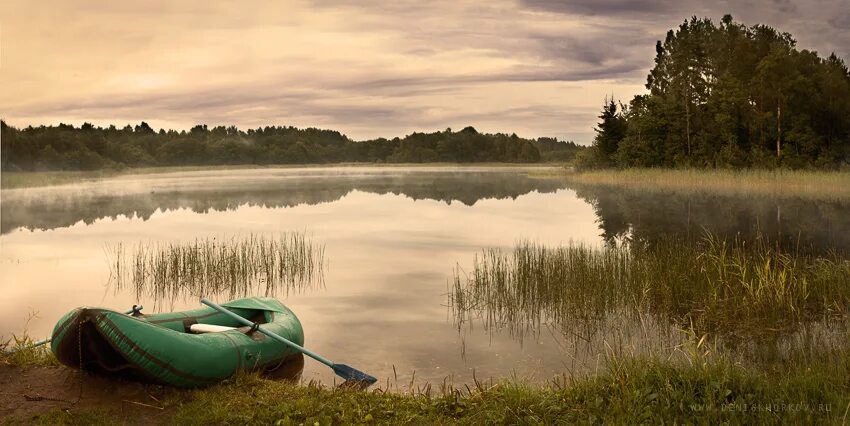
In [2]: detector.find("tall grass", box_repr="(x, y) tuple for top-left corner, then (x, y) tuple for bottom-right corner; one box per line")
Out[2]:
(565, 168), (850, 200)
(1, 313), (59, 366)
(109, 233), (325, 306)
(0, 334), (58, 367)
(451, 234), (850, 340)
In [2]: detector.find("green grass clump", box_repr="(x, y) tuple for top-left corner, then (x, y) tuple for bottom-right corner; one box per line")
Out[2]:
(1, 334), (59, 367)
(109, 233), (325, 307)
(565, 168), (850, 200)
(452, 234), (850, 340)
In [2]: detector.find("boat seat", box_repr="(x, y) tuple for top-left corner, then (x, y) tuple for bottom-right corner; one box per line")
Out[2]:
(190, 324), (250, 334)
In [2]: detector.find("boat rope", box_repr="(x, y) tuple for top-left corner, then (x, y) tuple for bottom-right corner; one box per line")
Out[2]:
(73, 315), (85, 406)
(23, 394), (66, 402)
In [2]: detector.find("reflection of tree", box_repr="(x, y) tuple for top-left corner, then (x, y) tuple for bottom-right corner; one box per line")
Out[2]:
(570, 183), (850, 253)
(1, 172), (568, 234)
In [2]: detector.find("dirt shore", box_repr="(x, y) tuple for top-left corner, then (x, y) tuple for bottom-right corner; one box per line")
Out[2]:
(0, 365), (176, 424)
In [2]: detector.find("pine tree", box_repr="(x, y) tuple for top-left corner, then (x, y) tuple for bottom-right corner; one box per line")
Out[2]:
(592, 97), (627, 166)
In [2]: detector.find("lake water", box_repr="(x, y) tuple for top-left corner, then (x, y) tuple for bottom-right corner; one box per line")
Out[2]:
(2, 166), (848, 387)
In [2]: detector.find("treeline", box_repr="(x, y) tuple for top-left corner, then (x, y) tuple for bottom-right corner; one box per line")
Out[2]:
(583, 15), (850, 169)
(0, 121), (582, 171)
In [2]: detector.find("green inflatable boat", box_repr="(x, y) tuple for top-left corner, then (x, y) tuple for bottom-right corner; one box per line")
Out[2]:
(50, 297), (304, 388)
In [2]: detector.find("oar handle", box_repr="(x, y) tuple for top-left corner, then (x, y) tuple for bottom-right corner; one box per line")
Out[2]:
(200, 298), (334, 368)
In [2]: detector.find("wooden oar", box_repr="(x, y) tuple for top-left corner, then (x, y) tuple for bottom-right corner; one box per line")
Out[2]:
(200, 298), (377, 385)
(3, 305), (142, 354)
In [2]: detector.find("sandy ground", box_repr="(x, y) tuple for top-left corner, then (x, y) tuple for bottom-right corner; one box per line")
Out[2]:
(1, 353), (305, 424)
(0, 365), (176, 424)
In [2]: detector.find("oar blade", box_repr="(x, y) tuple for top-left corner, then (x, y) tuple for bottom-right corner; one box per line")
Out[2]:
(332, 363), (378, 385)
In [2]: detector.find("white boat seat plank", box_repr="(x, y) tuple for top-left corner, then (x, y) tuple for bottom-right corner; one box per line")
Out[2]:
(190, 324), (239, 333)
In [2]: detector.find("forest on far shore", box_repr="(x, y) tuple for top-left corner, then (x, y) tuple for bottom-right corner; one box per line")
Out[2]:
(582, 15), (850, 169)
(0, 121), (581, 171)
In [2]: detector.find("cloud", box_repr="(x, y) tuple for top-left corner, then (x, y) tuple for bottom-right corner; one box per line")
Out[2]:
(519, 0), (675, 16)
(1, 0), (847, 144)
(771, 0), (798, 14)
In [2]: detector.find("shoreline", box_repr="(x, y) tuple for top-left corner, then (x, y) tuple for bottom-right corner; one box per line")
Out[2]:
(565, 168), (850, 201)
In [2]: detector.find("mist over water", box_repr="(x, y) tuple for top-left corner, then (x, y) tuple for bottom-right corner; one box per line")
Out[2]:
(0, 167), (567, 234)
(1, 166), (848, 386)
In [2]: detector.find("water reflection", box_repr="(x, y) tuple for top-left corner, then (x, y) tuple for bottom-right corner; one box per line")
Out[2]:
(1, 167), (568, 234)
(263, 353), (305, 383)
(570, 183), (850, 254)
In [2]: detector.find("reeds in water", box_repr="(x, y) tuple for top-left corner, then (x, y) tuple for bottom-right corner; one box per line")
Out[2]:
(451, 233), (850, 341)
(109, 232), (325, 307)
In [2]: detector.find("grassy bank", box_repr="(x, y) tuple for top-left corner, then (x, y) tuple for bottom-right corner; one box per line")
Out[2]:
(565, 168), (850, 200)
(7, 352), (848, 424)
(170, 352), (850, 425)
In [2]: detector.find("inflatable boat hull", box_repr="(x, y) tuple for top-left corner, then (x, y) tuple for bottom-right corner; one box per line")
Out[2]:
(50, 297), (304, 388)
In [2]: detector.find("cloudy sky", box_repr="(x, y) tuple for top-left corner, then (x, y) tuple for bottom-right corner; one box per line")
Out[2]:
(1, 0), (848, 143)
